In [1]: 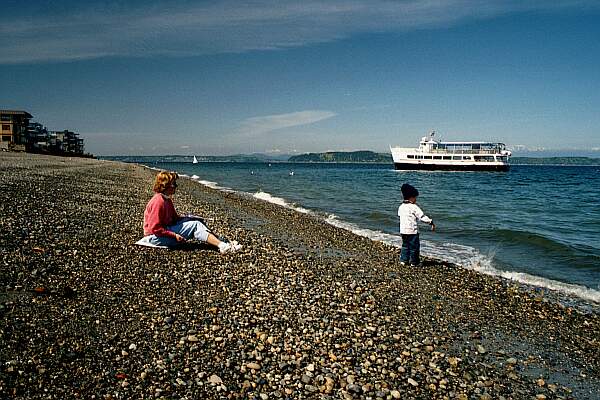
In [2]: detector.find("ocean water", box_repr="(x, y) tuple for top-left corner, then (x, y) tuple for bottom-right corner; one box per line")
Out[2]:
(146, 161), (600, 303)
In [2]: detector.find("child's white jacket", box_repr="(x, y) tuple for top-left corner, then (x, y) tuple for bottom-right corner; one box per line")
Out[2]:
(398, 202), (432, 234)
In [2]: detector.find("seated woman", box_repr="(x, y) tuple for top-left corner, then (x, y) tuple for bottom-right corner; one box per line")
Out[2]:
(142, 171), (242, 254)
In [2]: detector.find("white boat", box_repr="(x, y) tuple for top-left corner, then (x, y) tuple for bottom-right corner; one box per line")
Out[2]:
(192, 155), (198, 164)
(390, 131), (511, 171)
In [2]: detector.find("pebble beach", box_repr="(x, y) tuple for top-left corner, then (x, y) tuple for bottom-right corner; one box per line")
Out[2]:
(1, 153), (599, 399)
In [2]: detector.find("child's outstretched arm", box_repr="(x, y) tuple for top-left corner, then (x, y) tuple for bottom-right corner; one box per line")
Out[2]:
(415, 207), (435, 232)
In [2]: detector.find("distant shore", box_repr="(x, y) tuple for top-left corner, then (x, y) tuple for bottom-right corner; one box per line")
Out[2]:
(102, 154), (600, 166)
(1, 152), (599, 399)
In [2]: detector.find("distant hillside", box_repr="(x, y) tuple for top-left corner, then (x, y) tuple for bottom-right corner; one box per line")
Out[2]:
(101, 153), (289, 163)
(101, 154), (600, 166)
(511, 157), (600, 165)
(288, 151), (392, 163)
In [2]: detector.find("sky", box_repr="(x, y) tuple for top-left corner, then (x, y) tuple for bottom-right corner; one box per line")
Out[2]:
(2, 0), (600, 156)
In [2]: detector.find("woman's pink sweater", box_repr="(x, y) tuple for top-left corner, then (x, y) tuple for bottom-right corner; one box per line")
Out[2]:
(143, 193), (178, 238)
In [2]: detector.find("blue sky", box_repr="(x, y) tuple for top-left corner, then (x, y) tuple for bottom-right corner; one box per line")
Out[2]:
(2, 1), (600, 156)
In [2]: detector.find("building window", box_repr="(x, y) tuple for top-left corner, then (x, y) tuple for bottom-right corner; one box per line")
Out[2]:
(1, 124), (10, 131)
(2, 135), (11, 142)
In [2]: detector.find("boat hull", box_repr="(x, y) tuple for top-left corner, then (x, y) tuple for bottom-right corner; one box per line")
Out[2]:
(394, 162), (509, 172)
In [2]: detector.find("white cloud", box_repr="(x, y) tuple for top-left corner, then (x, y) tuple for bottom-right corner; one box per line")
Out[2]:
(1, 0), (597, 64)
(239, 110), (336, 135)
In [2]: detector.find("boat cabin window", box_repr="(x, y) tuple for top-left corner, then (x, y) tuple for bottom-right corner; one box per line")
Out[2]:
(463, 156), (472, 160)
(474, 156), (495, 162)
(407, 155), (414, 159)
(433, 156), (442, 160)
(452, 156), (462, 160)
(424, 156), (432, 159)
(416, 155), (423, 159)
(497, 156), (507, 162)
(442, 156), (451, 160)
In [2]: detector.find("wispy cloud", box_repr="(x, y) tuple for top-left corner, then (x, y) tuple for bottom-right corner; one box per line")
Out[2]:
(1, 0), (598, 64)
(239, 110), (336, 135)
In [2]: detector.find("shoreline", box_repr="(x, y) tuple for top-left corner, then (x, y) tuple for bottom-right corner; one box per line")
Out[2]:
(148, 163), (600, 309)
(1, 153), (599, 399)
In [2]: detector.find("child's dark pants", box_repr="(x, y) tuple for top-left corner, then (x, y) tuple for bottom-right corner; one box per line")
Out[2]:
(400, 233), (420, 265)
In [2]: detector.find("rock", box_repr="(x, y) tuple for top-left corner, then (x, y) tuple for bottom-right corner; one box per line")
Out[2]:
(246, 362), (261, 370)
(306, 363), (315, 372)
(391, 390), (401, 398)
(407, 378), (419, 387)
(305, 384), (318, 392)
(476, 345), (486, 354)
(506, 357), (517, 365)
(208, 375), (222, 385)
(187, 335), (199, 342)
(347, 384), (361, 393)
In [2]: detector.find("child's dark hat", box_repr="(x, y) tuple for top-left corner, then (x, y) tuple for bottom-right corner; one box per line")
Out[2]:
(401, 183), (419, 199)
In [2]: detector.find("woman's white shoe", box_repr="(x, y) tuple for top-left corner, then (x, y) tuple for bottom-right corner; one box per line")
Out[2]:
(219, 241), (243, 254)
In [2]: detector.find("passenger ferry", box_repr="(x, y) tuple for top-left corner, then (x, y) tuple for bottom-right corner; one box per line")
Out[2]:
(390, 132), (511, 171)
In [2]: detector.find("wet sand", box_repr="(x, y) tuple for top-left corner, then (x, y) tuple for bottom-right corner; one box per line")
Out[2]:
(1, 152), (598, 399)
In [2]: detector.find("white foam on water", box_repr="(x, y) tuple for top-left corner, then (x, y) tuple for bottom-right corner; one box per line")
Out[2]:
(465, 256), (600, 304)
(253, 191), (310, 214)
(325, 214), (600, 304)
(190, 174), (199, 180)
(197, 179), (223, 189)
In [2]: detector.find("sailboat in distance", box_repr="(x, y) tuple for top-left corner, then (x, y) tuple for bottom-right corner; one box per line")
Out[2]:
(192, 155), (198, 164)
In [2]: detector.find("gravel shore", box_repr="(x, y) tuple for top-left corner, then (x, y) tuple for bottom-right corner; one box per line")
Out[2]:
(1, 153), (599, 399)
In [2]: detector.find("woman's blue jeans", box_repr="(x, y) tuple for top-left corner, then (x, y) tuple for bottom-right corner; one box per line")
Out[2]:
(147, 217), (211, 247)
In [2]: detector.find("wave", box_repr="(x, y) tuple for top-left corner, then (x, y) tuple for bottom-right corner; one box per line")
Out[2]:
(448, 227), (600, 267)
(180, 174), (600, 304)
(253, 191), (310, 214)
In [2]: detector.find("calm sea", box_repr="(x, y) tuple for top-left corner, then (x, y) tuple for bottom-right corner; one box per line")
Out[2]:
(145, 161), (600, 303)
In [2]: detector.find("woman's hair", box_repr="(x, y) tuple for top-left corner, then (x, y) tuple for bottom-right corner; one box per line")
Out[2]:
(153, 171), (178, 193)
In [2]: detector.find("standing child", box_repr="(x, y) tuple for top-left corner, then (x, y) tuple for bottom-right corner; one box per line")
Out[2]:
(398, 183), (435, 266)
